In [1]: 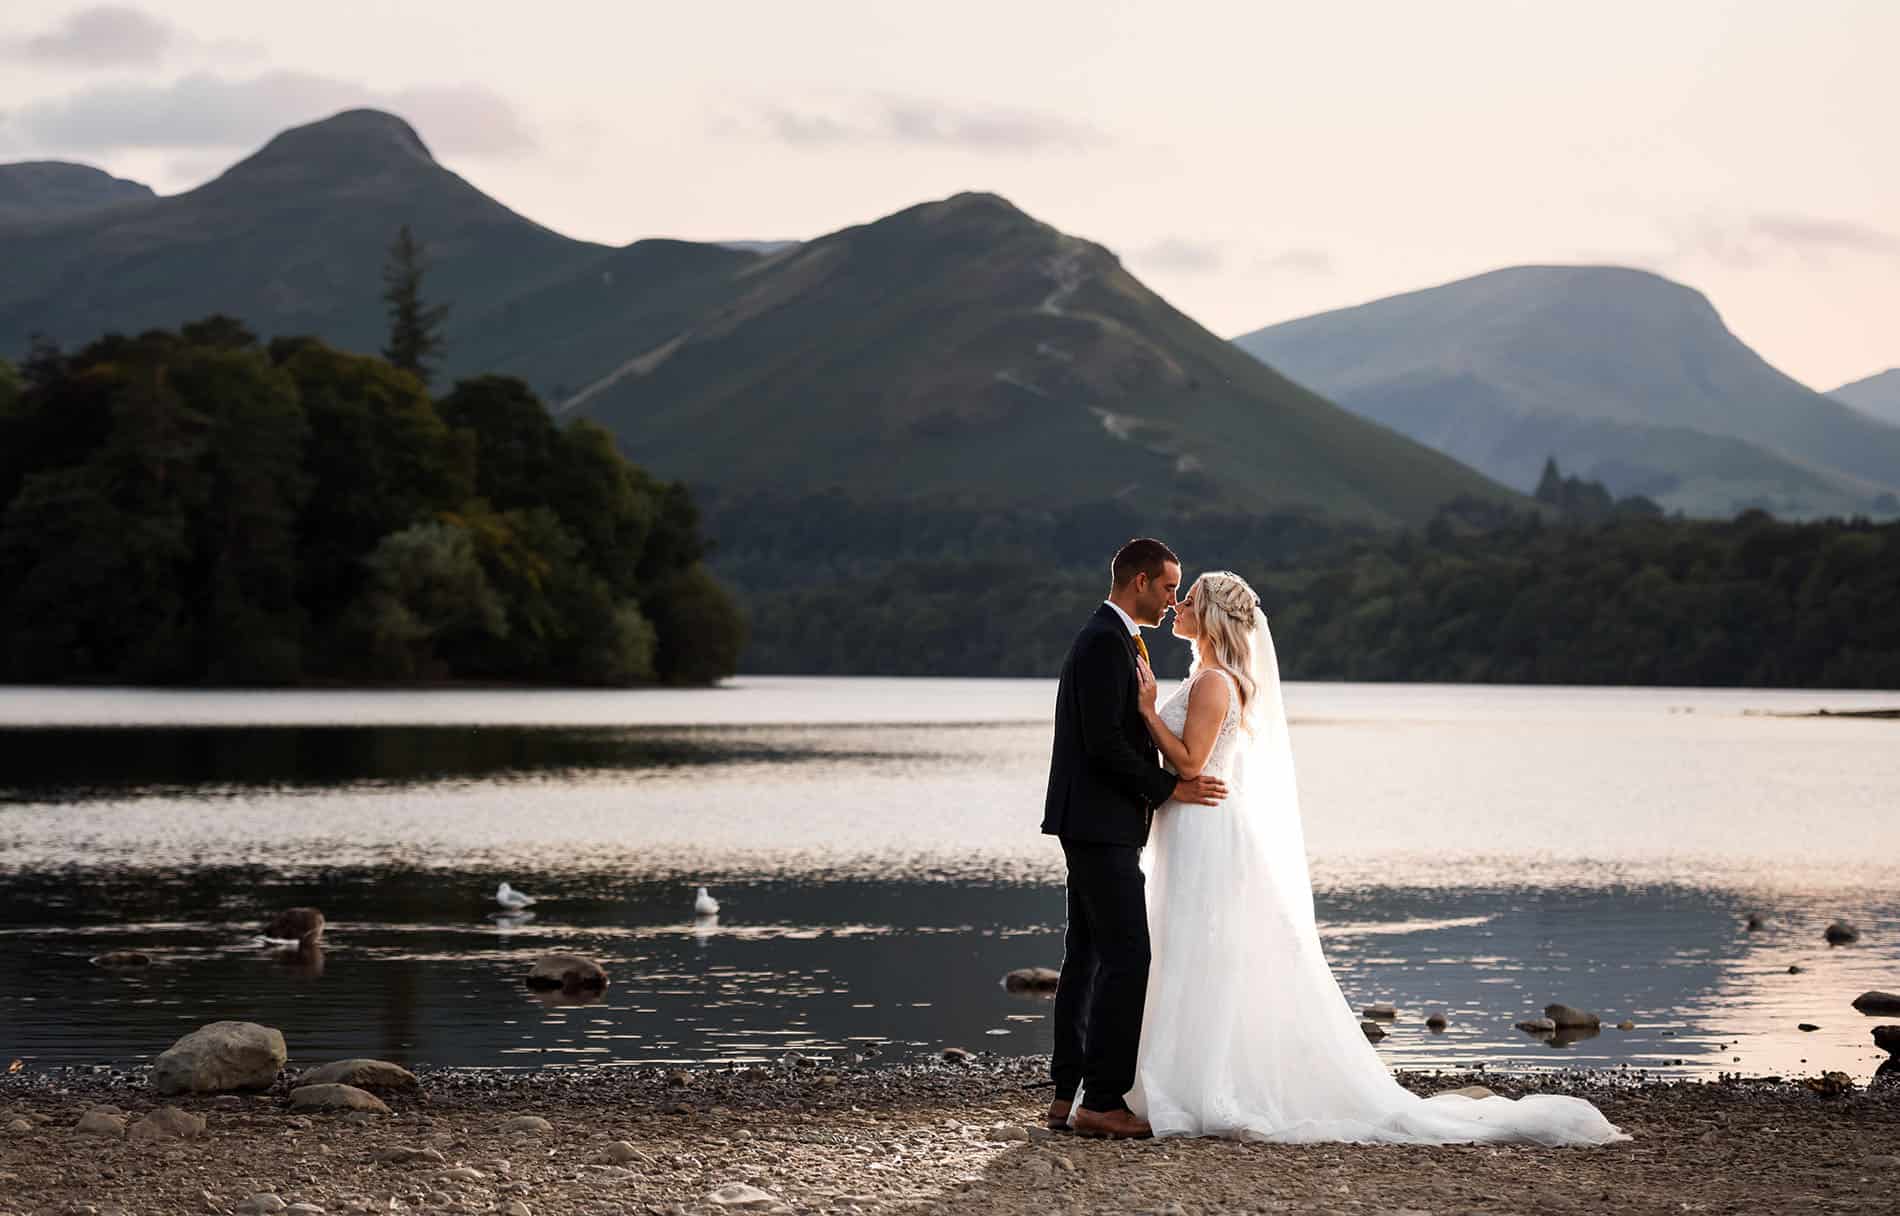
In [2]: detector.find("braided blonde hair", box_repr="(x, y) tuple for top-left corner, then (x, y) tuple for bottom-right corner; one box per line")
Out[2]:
(1188, 570), (1263, 730)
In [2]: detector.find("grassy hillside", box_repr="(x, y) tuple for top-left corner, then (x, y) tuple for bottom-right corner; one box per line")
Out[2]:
(1235, 266), (1900, 518)
(0, 161), (155, 224)
(568, 194), (1520, 524)
(1831, 368), (1900, 428)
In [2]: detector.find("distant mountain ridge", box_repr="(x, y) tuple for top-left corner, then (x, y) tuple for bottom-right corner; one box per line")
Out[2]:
(1234, 266), (1900, 519)
(0, 109), (1516, 526)
(0, 161), (154, 224)
(1831, 368), (1900, 428)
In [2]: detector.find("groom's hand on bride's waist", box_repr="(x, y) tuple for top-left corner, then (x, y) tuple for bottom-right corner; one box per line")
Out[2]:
(1173, 774), (1227, 806)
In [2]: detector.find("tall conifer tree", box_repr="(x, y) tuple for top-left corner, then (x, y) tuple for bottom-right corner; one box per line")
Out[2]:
(381, 225), (449, 384)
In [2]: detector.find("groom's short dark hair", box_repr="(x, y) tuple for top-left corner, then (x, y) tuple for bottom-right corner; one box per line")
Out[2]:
(1111, 537), (1179, 588)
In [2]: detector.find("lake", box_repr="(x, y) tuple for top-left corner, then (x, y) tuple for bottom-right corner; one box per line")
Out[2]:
(1, 678), (1896, 1081)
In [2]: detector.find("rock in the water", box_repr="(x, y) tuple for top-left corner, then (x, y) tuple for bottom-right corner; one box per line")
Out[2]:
(1544, 1004), (1600, 1029)
(500, 1116), (553, 1135)
(1744, 913), (1765, 931)
(265, 907), (325, 944)
(1852, 991), (1900, 1015)
(297, 1059), (418, 1091)
(1360, 1020), (1386, 1041)
(73, 1108), (126, 1137)
(1438, 1086), (1495, 1099)
(1515, 1018), (1557, 1034)
(1424, 1011), (1449, 1031)
(236, 1196), (287, 1215)
(1824, 922), (1859, 945)
(128, 1107), (206, 1142)
(1362, 1003), (1398, 1020)
(523, 953), (608, 991)
(1798, 1022), (1820, 1032)
(1874, 1025), (1900, 1057)
(89, 951), (152, 968)
(1003, 967), (1060, 993)
(152, 1021), (286, 1095)
(708, 1183), (781, 1208)
(1616, 1020), (1636, 1031)
(288, 1084), (391, 1114)
(941, 1047), (973, 1063)
(1788, 965), (1804, 974)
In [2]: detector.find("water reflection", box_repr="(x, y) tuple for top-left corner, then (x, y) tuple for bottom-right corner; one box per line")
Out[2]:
(1, 683), (1897, 1081)
(0, 866), (1893, 1079)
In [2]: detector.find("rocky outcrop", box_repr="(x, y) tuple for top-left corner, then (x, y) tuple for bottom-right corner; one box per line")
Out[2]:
(128, 1107), (206, 1142)
(297, 1059), (418, 1090)
(1825, 922), (1860, 945)
(288, 1084), (390, 1114)
(265, 907), (325, 944)
(1852, 991), (1900, 1015)
(89, 951), (152, 968)
(1545, 1004), (1601, 1029)
(1003, 967), (1060, 993)
(152, 1021), (286, 1095)
(524, 954), (608, 991)
(1875, 1025), (1899, 1057)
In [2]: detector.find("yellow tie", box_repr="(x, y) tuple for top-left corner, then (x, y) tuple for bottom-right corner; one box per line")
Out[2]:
(1133, 633), (1150, 666)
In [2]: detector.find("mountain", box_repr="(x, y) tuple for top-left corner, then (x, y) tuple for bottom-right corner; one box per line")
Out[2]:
(0, 110), (608, 362)
(1, 108), (1519, 525)
(548, 193), (1518, 521)
(1234, 267), (1900, 519)
(1831, 368), (1900, 428)
(0, 161), (154, 225)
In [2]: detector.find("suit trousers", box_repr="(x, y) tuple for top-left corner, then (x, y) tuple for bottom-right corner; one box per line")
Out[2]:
(1051, 838), (1150, 1112)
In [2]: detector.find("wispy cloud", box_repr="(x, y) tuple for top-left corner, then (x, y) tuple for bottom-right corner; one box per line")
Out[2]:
(1258, 247), (1336, 276)
(1663, 213), (1900, 270)
(729, 95), (1105, 153)
(4, 5), (173, 66)
(1750, 214), (1900, 255)
(1131, 237), (1225, 274)
(2, 72), (535, 157)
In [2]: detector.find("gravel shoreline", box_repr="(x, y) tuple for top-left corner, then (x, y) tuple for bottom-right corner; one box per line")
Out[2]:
(4, 1057), (1899, 1215)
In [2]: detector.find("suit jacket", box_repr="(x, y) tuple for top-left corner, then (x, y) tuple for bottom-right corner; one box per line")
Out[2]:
(1041, 603), (1181, 845)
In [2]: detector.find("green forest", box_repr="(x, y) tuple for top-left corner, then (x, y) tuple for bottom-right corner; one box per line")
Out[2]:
(712, 491), (1900, 689)
(0, 320), (744, 686)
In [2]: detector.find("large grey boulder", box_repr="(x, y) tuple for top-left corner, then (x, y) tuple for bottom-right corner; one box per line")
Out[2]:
(152, 1021), (287, 1095)
(297, 1058), (418, 1091)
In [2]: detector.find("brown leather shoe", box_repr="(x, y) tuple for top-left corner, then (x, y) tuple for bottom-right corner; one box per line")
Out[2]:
(1046, 1099), (1073, 1132)
(1071, 1106), (1152, 1140)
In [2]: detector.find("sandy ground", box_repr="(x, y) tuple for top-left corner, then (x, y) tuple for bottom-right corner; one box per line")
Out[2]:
(3, 1058), (1898, 1216)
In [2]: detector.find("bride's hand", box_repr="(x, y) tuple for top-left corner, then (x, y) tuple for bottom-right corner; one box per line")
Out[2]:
(1135, 656), (1158, 713)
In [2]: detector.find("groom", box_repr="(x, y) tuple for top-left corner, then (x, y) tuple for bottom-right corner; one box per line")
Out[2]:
(1041, 537), (1227, 1139)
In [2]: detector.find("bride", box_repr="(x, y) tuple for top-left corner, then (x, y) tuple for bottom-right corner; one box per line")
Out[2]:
(1122, 570), (1628, 1146)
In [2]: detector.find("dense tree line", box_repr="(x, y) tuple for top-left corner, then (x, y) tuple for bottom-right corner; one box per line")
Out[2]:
(712, 494), (1900, 689)
(0, 321), (744, 685)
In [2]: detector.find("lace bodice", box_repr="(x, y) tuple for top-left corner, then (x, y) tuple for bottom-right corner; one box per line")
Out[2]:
(1156, 668), (1243, 781)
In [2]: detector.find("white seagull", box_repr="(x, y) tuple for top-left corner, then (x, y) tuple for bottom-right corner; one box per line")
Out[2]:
(496, 882), (537, 910)
(694, 886), (720, 918)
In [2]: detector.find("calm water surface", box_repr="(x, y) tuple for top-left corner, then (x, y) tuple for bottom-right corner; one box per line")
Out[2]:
(1, 679), (1896, 1081)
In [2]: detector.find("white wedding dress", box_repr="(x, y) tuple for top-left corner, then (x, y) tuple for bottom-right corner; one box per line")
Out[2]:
(1125, 625), (1629, 1146)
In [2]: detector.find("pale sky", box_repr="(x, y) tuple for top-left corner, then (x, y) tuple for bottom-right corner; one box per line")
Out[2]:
(2, 0), (1894, 390)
